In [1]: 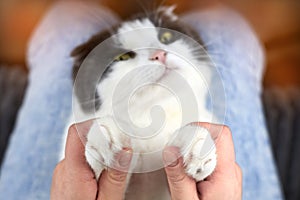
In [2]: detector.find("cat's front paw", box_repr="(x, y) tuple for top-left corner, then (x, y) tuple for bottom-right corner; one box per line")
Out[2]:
(85, 117), (127, 179)
(169, 124), (217, 181)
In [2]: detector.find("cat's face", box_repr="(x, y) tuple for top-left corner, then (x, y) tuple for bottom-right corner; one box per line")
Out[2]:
(72, 6), (210, 112)
(107, 18), (201, 84)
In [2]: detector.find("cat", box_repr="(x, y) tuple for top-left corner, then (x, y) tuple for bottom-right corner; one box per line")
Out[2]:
(69, 6), (217, 199)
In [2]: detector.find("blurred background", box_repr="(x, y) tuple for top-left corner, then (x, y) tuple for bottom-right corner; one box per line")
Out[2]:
(0, 0), (299, 199)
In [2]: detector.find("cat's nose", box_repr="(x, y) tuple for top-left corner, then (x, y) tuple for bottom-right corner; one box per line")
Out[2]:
(149, 50), (167, 64)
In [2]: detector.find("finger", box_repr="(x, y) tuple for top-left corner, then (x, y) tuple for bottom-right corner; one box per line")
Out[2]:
(209, 125), (236, 177)
(51, 121), (97, 200)
(65, 121), (92, 167)
(193, 123), (236, 175)
(98, 149), (132, 200)
(191, 122), (232, 148)
(235, 163), (243, 196)
(64, 121), (96, 182)
(197, 163), (242, 200)
(235, 164), (243, 183)
(196, 124), (242, 199)
(163, 146), (199, 200)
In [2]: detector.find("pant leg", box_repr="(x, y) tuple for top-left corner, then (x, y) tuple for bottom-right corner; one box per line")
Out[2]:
(182, 6), (283, 200)
(0, 1), (119, 199)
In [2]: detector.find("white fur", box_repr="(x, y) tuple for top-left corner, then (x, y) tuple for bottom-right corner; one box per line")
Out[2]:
(64, 10), (218, 199)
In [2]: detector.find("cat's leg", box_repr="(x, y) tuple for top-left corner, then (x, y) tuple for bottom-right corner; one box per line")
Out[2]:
(85, 123), (110, 179)
(168, 124), (217, 181)
(85, 117), (131, 179)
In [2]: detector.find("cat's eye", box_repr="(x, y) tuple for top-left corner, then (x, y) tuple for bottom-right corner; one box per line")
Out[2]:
(160, 31), (173, 44)
(114, 51), (135, 61)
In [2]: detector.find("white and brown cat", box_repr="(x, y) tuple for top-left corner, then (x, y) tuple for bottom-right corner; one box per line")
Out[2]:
(68, 6), (217, 199)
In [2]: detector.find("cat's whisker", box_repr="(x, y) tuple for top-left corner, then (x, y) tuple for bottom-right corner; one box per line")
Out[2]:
(91, 11), (117, 36)
(154, 9), (160, 26)
(200, 36), (227, 49)
(152, 0), (168, 27)
(155, 0), (168, 9)
(198, 62), (218, 67)
(212, 63), (236, 72)
(135, 0), (152, 20)
(191, 48), (207, 53)
(107, 28), (116, 38)
(193, 55), (211, 59)
(201, 26), (242, 49)
(191, 48), (225, 57)
(206, 51), (225, 55)
(153, 0), (167, 14)
(78, 98), (101, 105)
(190, 45), (204, 50)
(190, 51), (211, 57)
(197, 61), (239, 75)
(101, 22), (117, 38)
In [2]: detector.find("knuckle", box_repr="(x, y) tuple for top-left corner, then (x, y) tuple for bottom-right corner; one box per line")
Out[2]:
(168, 171), (187, 184)
(235, 163), (243, 180)
(53, 160), (65, 177)
(221, 125), (232, 138)
(68, 124), (78, 135)
(108, 169), (127, 185)
(222, 125), (231, 134)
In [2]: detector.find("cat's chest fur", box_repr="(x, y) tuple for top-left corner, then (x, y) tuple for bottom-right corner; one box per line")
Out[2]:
(99, 86), (182, 139)
(96, 81), (211, 154)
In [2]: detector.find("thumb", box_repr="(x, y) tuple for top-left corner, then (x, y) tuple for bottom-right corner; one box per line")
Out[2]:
(98, 149), (132, 200)
(163, 146), (198, 200)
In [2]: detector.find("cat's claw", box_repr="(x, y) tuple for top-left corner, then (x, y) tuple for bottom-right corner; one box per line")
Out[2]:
(85, 118), (123, 180)
(169, 124), (217, 181)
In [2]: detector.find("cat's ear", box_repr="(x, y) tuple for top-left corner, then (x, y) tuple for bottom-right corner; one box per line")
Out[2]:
(157, 5), (178, 21)
(157, 5), (177, 13)
(71, 30), (112, 113)
(71, 30), (112, 79)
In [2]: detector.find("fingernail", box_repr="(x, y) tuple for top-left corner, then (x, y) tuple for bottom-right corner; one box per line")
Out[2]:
(163, 148), (179, 167)
(118, 149), (132, 167)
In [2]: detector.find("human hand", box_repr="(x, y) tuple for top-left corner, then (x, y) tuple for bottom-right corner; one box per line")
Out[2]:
(163, 123), (242, 200)
(50, 121), (132, 200)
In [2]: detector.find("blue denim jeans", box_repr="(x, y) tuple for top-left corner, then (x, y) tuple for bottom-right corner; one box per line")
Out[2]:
(0, 1), (283, 199)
